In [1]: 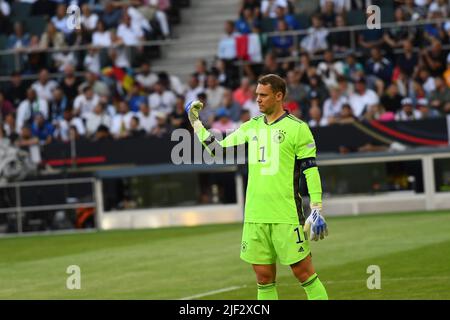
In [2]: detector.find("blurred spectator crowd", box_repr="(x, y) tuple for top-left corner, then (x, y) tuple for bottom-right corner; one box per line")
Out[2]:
(0, 0), (450, 152)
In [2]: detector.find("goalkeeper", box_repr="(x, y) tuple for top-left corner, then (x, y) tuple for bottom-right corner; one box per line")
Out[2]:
(185, 74), (328, 300)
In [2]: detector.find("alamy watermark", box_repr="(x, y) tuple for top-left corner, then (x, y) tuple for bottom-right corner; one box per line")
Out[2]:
(66, 4), (81, 31)
(366, 265), (381, 289)
(366, 5), (381, 30)
(66, 265), (81, 290)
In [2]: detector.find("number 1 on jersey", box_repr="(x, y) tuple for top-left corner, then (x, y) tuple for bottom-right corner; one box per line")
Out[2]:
(258, 146), (266, 163)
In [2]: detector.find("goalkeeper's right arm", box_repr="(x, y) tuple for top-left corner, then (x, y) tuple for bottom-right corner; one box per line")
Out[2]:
(185, 100), (247, 156)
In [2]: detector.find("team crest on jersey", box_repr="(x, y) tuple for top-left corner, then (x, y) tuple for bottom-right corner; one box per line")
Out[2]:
(273, 130), (286, 144)
(241, 241), (248, 252)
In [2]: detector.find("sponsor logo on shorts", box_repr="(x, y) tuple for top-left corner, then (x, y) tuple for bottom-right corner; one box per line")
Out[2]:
(298, 247), (304, 253)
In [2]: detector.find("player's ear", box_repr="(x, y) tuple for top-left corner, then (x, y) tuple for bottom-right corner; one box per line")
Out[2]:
(275, 91), (283, 102)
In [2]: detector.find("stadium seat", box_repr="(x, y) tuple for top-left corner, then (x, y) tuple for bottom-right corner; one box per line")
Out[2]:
(25, 16), (48, 36)
(345, 10), (366, 26)
(11, 2), (32, 21)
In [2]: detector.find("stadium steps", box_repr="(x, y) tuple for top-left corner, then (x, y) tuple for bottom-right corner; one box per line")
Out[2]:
(152, 0), (240, 81)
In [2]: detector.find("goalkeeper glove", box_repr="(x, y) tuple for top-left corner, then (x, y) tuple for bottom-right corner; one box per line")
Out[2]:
(185, 100), (204, 133)
(304, 203), (328, 241)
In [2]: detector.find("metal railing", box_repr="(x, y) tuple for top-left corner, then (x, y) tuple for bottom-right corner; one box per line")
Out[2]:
(0, 17), (447, 81)
(0, 177), (97, 234)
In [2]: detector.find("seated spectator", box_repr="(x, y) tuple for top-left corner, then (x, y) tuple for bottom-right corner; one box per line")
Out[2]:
(417, 98), (441, 119)
(218, 89), (241, 122)
(317, 49), (345, 88)
(242, 84), (260, 118)
(49, 87), (68, 123)
(0, 91), (14, 119)
(217, 20), (238, 62)
(7, 21), (30, 49)
(53, 108), (86, 142)
(127, 83), (147, 113)
(73, 86), (100, 117)
(383, 7), (416, 50)
(395, 97), (422, 121)
(31, 69), (58, 103)
(148, 81), (177, 115)
(15, 125), (39, 149)
(111, 101), (134, 139)
(92, 20), (112, 47)
(212, 108), (238, 133)
(429, 77), (450, 114)
(419, 38), (446, 77)
(132, 0), (171, 38)
(320, 0), (336, 27)
(348, 77), (379, 119)
(262, 52), (285, 78)
(80, 71), (110, 98)
(39, 22), (66, 50)
(416, 68), (436, 95)
(81, 3), (99, 34)
(307, 75), (329, 109)
(308, 105), (328, 127)
(31, 113), (54, 145)
(342, 52), (364, 83)
(261, 0), (288, 18)
(137, 102), (157, 134)
(235, 7), (259, 34)
(117, 12), (145, 47)
(82, 103), (112, 138)
(320, 0), (346, 13)
(158, 71), (185, 97)
(150, 111), (173, 137)
(58, 65), (80, 105)
(336, 103), (356, 124)
(322, 85), (348, 123)
(380, 84), (403, 114)
(237, 109), (251, 126)
(2, 113), (18, 143)
(136, 62), (159, 93)
(232, 77), (252, 107)
(84, 47), (101, 74)
(127, 116), (146, 138)
(300, 14), (329, 55)
(328, 14), (351, 53)
(286, 70), (309, 108)
(357, 12), (384, 52)
(51, 4), (73, 40)
(25, 35), (46, 75)
(16, 88), (49, 133)
(102, 1), (123, 30)
(206, 74), (227, 111)
(94, 124), (113, 141)
(274, 4), (299, 30)
(170, 95), (190, 130)
(52, 45), (78, 72)
(271, 19), (295, 58)
(365, 47), (394, 91)
(184, 74), (204, 104)
(395, 40), (418, 78)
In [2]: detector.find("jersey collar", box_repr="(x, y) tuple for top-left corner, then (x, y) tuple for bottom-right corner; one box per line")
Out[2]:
(264, 110), (289, 126)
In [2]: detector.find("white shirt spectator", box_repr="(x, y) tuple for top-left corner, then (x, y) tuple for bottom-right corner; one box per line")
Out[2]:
(206, 86), (226, 110)
(54, 117), (86, 142)
(84, 51), (101, 74)
(51, 15), (72, 35)
(127, 6), (152, 33)
(317, 60), (345, 88)
(136, 72), (158, 91)
(137, 111), (157, 133)
(217, 34), (237, 60)
(92, 30), (111, 47)
(81, 13), (99, 31)
(243, 99), (261, 118)
(117, 22), (144, 46)
(185, 86), (204, 104)
(395, 109), (422, 121)
(31, 79), (58, 102)
(52, 51), (77, 72)
(261, 0), (288, 18)
(148, 91), (176, 115)
(16, 98), (49, 133)
(300, 27), (329, 54)
(349, 89), (379, 118)
(73, 93), (100, 116)
(110, 112), (135, 136)
(83, 111), (112, 136)
(323, 96), (348, 119)
(0, 0), (11, 16)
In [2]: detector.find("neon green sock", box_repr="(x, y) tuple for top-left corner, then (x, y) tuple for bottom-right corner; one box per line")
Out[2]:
(257, 282), (279, 300)
(301, 273), (328, 300)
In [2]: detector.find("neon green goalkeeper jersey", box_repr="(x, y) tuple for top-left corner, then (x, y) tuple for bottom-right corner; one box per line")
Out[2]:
(197, 111), (322, 225)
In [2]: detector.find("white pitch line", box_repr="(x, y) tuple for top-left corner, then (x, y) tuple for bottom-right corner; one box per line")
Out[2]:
(180, 285), (247, 300)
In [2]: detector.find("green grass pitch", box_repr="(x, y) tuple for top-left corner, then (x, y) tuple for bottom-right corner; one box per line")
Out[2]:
(1, 210), (449, 300)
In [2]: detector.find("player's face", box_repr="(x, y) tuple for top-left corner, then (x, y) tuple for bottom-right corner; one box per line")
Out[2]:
(256, 84), (283, 115)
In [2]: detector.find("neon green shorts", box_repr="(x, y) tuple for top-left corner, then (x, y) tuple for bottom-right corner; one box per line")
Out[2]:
(240, 222), (311, 266)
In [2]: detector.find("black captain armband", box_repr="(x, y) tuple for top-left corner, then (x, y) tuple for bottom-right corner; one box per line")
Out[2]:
(300, 157), (317, 172)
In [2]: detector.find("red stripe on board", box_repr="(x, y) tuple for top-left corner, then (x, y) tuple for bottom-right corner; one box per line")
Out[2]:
(45, 156), (106, 166)
(369, 121), (448, 146)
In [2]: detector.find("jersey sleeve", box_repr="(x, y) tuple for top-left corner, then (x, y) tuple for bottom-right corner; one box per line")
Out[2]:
(294, 122), (317, 159)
